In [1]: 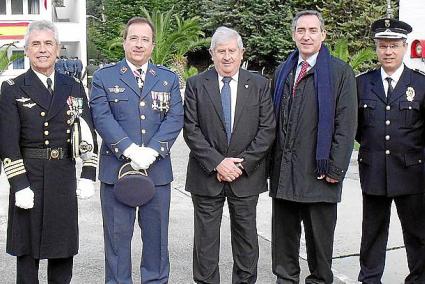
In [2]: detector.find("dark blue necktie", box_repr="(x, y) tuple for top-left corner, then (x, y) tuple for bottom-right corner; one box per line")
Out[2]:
(221, 77), (232, 143)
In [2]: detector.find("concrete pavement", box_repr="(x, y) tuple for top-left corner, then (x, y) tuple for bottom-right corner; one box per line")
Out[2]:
(0, 135), (410, 283)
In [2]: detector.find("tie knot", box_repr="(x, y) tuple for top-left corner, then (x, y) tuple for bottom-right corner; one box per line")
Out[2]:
(137, 68), (143, 76)
(46, 77), (52, 88)
(222, 77), (232, 84)
(385, 77), (392, 83)
(301, 61), (309, 69)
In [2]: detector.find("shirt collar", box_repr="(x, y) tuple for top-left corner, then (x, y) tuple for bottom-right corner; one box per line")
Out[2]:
(33, 69), (55, 89)
(381, 64), (404, 85)
(218, 71), (239, 83)
(126, 59), (149, 77)
(297, 52), (319, 68)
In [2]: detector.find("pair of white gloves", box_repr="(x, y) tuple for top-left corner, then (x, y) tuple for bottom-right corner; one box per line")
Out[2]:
(15, 178), (95, 209)
(123, 144), (159, 170)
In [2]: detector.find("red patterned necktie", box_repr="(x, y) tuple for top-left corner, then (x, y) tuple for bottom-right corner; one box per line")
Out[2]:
(292, 61), (309, 96)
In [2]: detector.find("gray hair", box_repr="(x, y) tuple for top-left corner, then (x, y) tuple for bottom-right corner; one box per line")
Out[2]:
(210, 26), (244, 51)
(291, 10), (325, 32)
(24, 20), (59, 49)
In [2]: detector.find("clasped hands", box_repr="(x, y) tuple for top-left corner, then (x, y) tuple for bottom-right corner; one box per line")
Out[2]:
(216, 157), (244, 183)
(124, 144), (159, 170)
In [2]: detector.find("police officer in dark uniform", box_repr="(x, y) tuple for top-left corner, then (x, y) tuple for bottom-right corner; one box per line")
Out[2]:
(356, 18), (425, 284)
(0, 20), (98, 283)
(90, 17), (183, 283)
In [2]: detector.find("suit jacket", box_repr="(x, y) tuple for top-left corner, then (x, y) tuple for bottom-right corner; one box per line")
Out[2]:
(184, 68), (276, 197)
(0, 69), (97, 258)
(356, 66), (425, 197)
(90, 59), (184, 185)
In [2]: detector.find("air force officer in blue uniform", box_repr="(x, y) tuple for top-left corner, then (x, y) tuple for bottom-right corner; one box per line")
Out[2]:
(89, 17), (184, 284)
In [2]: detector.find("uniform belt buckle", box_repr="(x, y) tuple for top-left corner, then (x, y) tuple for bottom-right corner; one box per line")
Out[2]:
(49, 148), (62, 160)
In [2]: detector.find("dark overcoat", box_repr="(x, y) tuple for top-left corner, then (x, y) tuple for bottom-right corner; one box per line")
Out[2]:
(269, 56), (357, 203)
(183, 68), (276, 197)
(356, 66), (425, 196)
(0, 69), (97, 258)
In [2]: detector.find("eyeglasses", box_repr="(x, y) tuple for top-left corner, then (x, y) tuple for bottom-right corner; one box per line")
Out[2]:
(378, 43), (405, 51)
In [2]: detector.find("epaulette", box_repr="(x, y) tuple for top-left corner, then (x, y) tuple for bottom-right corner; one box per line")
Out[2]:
(73, 77), (81, 83)
(156, 64), (173, 73)
(355, 69), (373, 78)
(99, 63), (115, 70)
(414, 69), (425, 76)
(6, 79), (14, 85)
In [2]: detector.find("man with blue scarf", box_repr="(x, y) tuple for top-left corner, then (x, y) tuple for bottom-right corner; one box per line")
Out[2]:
(269, 10), (357, 283)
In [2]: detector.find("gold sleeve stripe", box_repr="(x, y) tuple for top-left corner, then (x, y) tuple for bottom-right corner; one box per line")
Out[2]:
(6, 169), (26, 179)
(5, 166), (26, 175)
(3, 159), (24, 168)
(4, 163), (24, 172)
(83, 161), (98, 167)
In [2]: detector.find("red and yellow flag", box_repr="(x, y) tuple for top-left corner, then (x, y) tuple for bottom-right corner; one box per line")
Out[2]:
(0, 22), (29, 40)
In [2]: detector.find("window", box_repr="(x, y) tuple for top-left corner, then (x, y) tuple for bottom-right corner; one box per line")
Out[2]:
(0, 0), (6, 15)
(11, 0), (24, 14)
(12, 51), (25, 70)
(28, 0), (40, 14)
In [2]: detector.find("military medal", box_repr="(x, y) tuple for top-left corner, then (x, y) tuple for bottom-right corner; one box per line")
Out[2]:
(406, 87), (415, 102)
(151, 91), (170, 112)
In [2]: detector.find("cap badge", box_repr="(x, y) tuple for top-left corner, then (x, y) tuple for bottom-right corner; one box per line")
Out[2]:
(385, 19), (390, 28)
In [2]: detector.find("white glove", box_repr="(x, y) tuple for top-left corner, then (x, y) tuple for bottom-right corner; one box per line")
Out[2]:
(124, 144), (159, 170)
(15, 187), (34, 209)
(76, 178), (95, 199)
(80, 151), (93, 161)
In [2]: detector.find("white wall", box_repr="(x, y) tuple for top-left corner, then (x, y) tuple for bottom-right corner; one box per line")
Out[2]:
(399, 0), (425, 72)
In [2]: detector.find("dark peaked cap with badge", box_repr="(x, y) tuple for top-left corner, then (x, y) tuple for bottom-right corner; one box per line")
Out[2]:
(371, 18), (412, 39)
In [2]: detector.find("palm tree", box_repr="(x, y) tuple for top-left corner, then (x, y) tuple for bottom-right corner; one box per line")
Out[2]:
(0, 42), (24, 74)
(330, 38), (376, 74)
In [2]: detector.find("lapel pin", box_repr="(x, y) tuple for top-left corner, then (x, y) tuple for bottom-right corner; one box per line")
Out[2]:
(245, 84), (249, 89)
(149, 69), (156, 76)
(163, 81), (168, 86)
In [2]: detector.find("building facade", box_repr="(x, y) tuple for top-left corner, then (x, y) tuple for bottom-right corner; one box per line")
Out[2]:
(0, 0), (87, 82)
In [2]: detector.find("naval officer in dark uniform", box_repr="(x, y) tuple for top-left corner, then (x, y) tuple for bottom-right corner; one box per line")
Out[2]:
(0, 20), (98, 283)
(89, 17), (184, 284)
(356, 18), (425, 284)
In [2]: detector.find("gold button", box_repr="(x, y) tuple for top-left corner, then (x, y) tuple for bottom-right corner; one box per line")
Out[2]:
(115, 148), (119, 153)
(409, 106), (412, 110)
(419, 160), (422, 163)
(45, 140), (49, 145)
(385, 150), (390, 155)
(385, 135), (390, 141)
(386, 106), (391, 111)
(141, 115), (146, 120)
(385, 120), (390, 126)
(114, 99), (119, 103)
(67, 139), (71, 142)
(44, 122), (49, 127)
(140, 101), (146, 107)
(44, 131), (49, 135)
(141, 129), (146, 134)
(40, 111), (46, 117)
(363, 104), (367, 108)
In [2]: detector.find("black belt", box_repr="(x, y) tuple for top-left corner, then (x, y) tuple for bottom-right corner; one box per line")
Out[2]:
(22, 147), (71, 160)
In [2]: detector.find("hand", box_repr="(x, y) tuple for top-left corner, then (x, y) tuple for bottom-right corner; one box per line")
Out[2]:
(216, 158), (244, 182)
(15, 187), (34, 209)
(325, 176), (339, 183)
(76, 178), (95, 199)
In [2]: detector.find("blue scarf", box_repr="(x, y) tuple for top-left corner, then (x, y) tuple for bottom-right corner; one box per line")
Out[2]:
(273, 45), (335, 176)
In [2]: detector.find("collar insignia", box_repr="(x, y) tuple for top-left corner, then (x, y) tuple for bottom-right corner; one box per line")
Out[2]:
(120, 66), (128, 74)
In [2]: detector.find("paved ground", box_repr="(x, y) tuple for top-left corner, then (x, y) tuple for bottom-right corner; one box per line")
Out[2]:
(0, 135), (409, 283)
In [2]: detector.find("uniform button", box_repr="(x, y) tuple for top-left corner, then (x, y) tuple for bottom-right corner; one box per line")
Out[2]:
(106, 150), (110, 154)
(140, 101), (146, 107)
(40, 111), (46, 117)
(44, 131), (49, 135)
(363, 104), (367, 108)
(67, 119), (72, 125)
(385, 120), (390, 126)
(419, 160), (422, 163)
(385, 150), (390, 155)
(386, 105), (391, 111)
(359, 158), (363, 162)
(385, 135), (390, 141)
(409, 106), (412, 110)
(160, 147), (165, 151)
(45, 140), (49, 145)
(141, 115), (146, 120)
(44, 122), (49, 127)
(66, 129), (71, 133)
(115, 148), (119, 153)
(114, 99), (119, 103)
(141, 129), (146, 134)
(67, 139), (71, 142)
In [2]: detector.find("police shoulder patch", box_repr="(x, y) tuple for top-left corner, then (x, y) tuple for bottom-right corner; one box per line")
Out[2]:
(6, 79), (14, 85)
(414, 69), (425, 77)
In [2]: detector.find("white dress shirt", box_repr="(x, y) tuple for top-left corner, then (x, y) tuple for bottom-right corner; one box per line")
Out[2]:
(33, 69), (55, 91)
(381, 64), (404, 96)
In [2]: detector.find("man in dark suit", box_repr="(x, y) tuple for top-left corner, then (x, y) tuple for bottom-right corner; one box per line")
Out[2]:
(90, 17), (183, 284)
(0, 20), (97, 283)
(356, 18), (425, 284)
(184, 26), (276, 284)
(270, 10), (357, 283)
